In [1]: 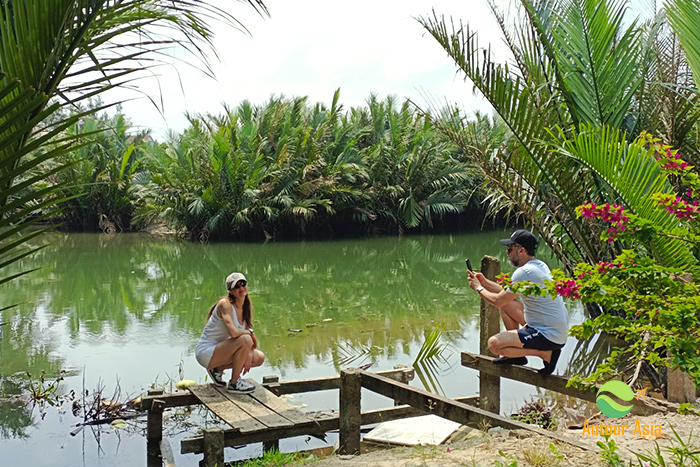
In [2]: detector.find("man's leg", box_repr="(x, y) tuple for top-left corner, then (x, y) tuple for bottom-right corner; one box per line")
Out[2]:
(488, 330), (553, 362)
(499, 300), (525, 331)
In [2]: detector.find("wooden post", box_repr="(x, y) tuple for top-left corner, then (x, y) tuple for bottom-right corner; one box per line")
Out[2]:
(146, 388), (165, 467)
(392, 364), (411, 406)
(146, 389), (164, 442)
(200, 428), (224, 467)
(262, 439), (280, 453)
(262, 374), (281, 451)
(261, 377), (281, 452)
(479, 255), (501, 414)
(262, 375), (282, 395)
(667, 366), (697, 404)
(338, 368), (362, 455)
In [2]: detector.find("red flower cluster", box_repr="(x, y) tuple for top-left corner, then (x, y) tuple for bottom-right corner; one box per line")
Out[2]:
(654, 147), (691, 173)
(576, 203), (630, 243)
(554, 279), (581, 299)
(596, 261), (625, 274)
(653, 193), (699, 220)
(496, 273), (512, 287)
(576, 270), (592, 280)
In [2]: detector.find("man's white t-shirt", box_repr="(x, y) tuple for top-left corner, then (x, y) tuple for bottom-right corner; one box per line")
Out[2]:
(510, 259), (569, 345)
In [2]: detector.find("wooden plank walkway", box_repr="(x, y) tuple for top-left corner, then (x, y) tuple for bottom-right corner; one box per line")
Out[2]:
(182, 379), (328, 466)
(188, 379), (309, 433)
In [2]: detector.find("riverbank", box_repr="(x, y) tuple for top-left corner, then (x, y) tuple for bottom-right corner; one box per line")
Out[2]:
(286, 411), (700, 467)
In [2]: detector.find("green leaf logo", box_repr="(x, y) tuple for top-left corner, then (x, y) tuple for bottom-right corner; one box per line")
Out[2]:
(596, 381), (634, 418)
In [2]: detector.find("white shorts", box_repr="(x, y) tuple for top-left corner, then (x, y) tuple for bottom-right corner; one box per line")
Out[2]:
(195, 340), (218, 368)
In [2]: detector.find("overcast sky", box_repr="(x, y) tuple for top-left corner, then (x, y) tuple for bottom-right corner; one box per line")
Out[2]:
(107, 0), (654, 140)
(104, 0), (516, 140)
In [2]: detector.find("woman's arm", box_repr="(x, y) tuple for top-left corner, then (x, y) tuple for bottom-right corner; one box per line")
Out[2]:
(248, 327), (258, 349)
(217, 299), (252, 339)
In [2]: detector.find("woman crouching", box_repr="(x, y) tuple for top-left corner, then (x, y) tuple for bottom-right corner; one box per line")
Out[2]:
(195, 272), (265, 392)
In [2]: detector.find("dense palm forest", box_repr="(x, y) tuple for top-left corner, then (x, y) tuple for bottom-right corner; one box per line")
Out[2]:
(34, 93), (490, 240)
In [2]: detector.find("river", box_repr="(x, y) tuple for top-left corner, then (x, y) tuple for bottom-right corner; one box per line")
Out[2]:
(0, 230), (591, 466)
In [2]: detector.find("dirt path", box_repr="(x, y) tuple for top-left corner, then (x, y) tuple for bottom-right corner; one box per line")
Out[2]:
(289, 412), (700, 466)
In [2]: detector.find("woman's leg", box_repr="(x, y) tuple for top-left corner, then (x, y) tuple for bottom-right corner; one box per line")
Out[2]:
(208, 334), (254, 381)
(251, 349), (265, 367)
(241, 349), (266, 375)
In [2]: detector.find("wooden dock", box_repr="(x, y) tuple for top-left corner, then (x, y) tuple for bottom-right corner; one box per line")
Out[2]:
(142, 367), (418, 467)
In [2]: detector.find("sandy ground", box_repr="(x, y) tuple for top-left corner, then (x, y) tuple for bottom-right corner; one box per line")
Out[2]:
(289, 412), (700, 467)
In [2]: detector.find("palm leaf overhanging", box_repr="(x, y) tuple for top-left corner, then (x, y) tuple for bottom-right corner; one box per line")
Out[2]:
(0, 0), (267, 291)
(418, 0), (698, 270)
(546, 124), (697, 268)
(666, 0), (700, 92)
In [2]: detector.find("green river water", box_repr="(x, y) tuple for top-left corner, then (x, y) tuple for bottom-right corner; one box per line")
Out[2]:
(0, 231), (591, 466)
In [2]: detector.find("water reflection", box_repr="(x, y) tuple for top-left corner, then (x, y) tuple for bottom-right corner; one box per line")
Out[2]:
(566, 332), (621, 377)
(0, 400), (33, 439)
(1, 232), (506, 378)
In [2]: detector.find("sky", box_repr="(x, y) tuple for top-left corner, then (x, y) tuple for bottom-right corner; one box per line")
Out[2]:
(106, 0), (513, 140)
(106, 0), (658, 140)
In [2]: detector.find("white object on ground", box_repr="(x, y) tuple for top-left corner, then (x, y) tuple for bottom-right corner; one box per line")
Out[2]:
(363, 414), (461, 446)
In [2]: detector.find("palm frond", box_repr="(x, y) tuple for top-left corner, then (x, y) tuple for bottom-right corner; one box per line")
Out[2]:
(551, 0), (644, 127)
(666, 0), (700, 91)
(548, 123), (696, 267)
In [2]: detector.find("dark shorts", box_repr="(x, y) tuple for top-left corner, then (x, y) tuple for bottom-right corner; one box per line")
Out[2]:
(518, 325), (565, 351)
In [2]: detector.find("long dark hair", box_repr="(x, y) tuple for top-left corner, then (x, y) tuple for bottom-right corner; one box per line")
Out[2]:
(206, 293), (253, 327)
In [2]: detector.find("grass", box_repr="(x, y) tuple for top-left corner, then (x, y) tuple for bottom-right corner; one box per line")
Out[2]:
(522, 442), (564, 467)
(633, 425), (700, 467)
(231, 449), (317, 467)
(410, 444), (443, 465)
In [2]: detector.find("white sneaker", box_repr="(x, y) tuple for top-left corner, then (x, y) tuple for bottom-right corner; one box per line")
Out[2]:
(226, 378), (255, 393)
(206, 367), (226, 386)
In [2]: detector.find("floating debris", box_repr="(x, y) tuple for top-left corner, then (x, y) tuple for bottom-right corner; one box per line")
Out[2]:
(110, 419), (128, 429)
(176, 379), (198, 389)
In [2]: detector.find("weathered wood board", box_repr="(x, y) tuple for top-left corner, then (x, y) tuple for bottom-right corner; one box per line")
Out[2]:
(188, 380), (308, 433)
(363, 414), (461, 446)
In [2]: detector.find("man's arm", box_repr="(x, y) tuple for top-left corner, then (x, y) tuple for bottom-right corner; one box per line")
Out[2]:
(476, 274), (503, 294)
(468, 271), (517, 308)
(477, 287), (518, 309)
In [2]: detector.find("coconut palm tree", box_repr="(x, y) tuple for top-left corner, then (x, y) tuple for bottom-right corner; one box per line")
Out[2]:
(419, 0), (696, 269)
(0, 0), (267, 289)
(666, 0), (700, 171)
(634, 18), (700, 168)
(135, 92), (480, 239)
(137, 92), (369, 240)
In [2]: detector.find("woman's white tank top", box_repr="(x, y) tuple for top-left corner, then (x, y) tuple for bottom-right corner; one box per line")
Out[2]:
(198, 302), (246, 346)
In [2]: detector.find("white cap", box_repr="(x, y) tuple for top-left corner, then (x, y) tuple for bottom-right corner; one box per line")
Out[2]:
(225, 272), (246, 290)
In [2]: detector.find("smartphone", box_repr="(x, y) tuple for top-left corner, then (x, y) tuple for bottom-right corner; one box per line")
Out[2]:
(466, 259), (473, 272)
